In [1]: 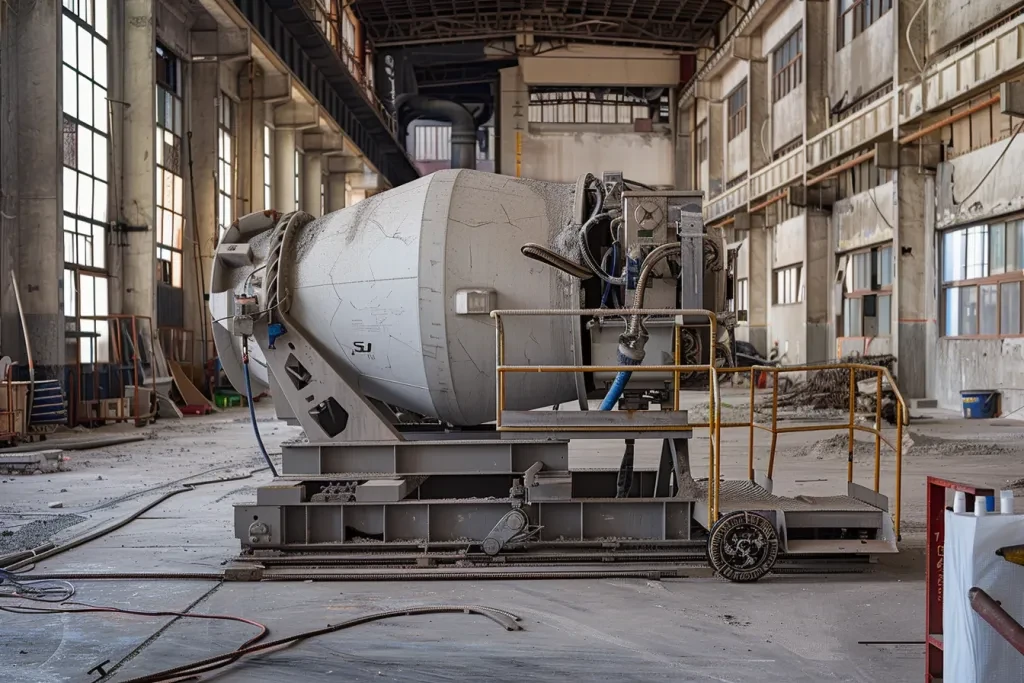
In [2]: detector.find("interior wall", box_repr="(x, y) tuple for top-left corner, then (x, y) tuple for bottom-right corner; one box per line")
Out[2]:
(828, 7), (894, 104)
(520, 125), (673, 185)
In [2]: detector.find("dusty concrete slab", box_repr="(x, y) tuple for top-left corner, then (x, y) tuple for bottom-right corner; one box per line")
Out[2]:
(0, 399), (1021, 682)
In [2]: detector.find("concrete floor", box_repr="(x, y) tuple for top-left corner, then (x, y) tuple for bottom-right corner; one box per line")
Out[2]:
(2, 391), (1023, 682)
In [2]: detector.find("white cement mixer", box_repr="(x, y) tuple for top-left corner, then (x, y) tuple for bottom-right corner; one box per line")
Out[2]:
(211, 169), (896, 583)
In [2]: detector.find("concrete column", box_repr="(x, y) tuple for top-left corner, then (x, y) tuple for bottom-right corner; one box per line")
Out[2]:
(183, 61), (219, 365)
(273, 128), (297, 211)
(9, 0), (63, 372)
(894, 169), (930, 398)
(120, 0), (156, 324)
(303, 153), (322, 216)
(748, 60), (770, 173)
(498, 66), (526, 177)
(0, 0), (19, 356)
(327, 173), (347, 213)
(745, 216), (769, 355)
(805, 212), (830, 363)
(675, 96), (692, 190)
(803, 0), (830, 140)
(236, 67), (263, 218)
(707, 102), (725, 196)
(892, 0), (933, 399)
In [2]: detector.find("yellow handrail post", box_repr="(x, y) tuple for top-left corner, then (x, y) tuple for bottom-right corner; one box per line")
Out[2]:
(713, 370), (722, 521)
(747, 368), (755, 481)
(847, 367), (855, 484)
(873, 372), (882, 492)
(895, 397), (903, 540)
(673, 325), (681, 411)
(767, 370), (779, 479)
(708, 366), (715, 526)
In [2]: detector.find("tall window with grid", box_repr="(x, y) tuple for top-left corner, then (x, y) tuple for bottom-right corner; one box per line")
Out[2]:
(772, 27), (803, 103)
(263, 125), (273, 210)
(837, 0), (893, 49)
(294, 149), (303, 211)
(727, 81), (748, 141)
(155, 44), (184, 289)
(840, 245), (893, 337)
(217, 94), (235, 237)
(61, 0), (111, 362)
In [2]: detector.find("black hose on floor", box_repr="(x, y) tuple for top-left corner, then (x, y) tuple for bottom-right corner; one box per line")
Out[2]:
(242, 335), (278, 477)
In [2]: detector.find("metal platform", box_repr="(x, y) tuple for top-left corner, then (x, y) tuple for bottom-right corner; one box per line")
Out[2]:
(692, 479), (896, 555)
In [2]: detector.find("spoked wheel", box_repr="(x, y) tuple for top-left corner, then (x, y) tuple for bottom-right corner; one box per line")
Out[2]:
(707, 511), (779, 582)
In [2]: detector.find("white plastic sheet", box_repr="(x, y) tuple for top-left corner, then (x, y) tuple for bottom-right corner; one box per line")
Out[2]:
(944, 510), (1024, 682)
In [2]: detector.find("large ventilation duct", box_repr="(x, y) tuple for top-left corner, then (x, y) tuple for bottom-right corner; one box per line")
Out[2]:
(397, 95), (478, 169)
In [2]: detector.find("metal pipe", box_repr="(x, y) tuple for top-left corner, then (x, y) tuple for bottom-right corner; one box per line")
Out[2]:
(673, 325), (680, 411)
(969, 587), (1024, 655)
(749, 190), (788, 213)
(747, 368), (755, 480)
(395, 95), (477, 169)
(806, 150), (876, 187)
(713, 370), (721, 521)
(626, 243), (682, 338)
(873, 372), (882, 492)
(899, 94), (1001, 145)
(767, 373), (779, 479)
(895, 402), (903, 539)
(847, 368), (856, 484)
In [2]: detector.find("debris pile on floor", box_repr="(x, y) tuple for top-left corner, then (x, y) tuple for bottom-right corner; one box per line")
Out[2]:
(0, 514), (85, 555)
(769, 354), (899, 414)
(793, 430), (1004, 461)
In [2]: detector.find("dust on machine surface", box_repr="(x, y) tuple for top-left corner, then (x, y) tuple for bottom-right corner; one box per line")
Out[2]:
(211, 168), (901, 582)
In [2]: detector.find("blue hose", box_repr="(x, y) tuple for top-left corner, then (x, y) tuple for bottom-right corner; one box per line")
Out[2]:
(242, 343), (279, 477)
(599, 351), (641, 411)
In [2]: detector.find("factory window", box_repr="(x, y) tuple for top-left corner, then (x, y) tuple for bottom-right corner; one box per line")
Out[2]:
(840, 245), (893, 337)
(61, 6), (109, 272)
(772, 27), (803, 103)
(695, 119), (709, 164)
(62, 0), (111, 363)
(294, 149), (303, 211)
(527, 89), (659, 125)
(772, 264), (803, 305)
(320, 175), (326, 216)
(263, 125), (273, 210)
(942, 219), (1024, 337)
(217, 94), (235, 237)
(730, 278), (749, 319)
(155, 44), (184, 288)
(837, 0), (893, 50)
(727, 81), (747, 141)
(411, 123), (495, 162)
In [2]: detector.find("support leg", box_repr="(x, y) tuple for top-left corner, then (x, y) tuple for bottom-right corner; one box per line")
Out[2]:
(616, 439), (635, 498)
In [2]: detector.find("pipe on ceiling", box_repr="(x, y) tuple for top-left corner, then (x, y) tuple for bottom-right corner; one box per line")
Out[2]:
(396, 95), (478, 169)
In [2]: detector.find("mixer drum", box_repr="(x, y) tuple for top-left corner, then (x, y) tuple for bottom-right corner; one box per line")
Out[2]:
(212, 169), (582, 427)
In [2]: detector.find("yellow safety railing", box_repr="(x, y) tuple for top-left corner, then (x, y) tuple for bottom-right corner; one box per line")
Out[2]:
(702, 363), (908, 537)
(491, 308), (724, 525)
(490, 309), (907, 538)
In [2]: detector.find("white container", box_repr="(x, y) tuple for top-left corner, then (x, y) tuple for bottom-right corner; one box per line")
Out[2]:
(954, 491), (967, 514)
(1001, 490), (1015, 515)
(975, 497), (988, 516)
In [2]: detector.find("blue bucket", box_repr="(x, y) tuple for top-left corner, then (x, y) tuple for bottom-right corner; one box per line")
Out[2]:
(960, 390), (999, 419)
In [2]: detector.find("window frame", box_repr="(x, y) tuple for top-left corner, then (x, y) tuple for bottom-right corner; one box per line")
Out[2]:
(263, 124), (273, 210)
(772, 263), (803, 306)
(727, 81), (748, 141)
(837, 0), (893, 50)
(941, 218), (1024, 339)
(771, 26), (803, 103)
(154, 43), (185, 289)
(840, 244), (894, 338)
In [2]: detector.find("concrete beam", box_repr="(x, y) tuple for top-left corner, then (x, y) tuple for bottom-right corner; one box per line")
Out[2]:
(302, 131), (346, 153)
(273, 99), (320, 130)
(326, 155), (366, 174)
(239, 73), (292, 103)
(190, 26), (250, 63)
(348, 173), (382, 191)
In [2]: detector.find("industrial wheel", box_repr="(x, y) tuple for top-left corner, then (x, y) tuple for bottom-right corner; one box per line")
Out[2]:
(707, 511), (779, 583)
